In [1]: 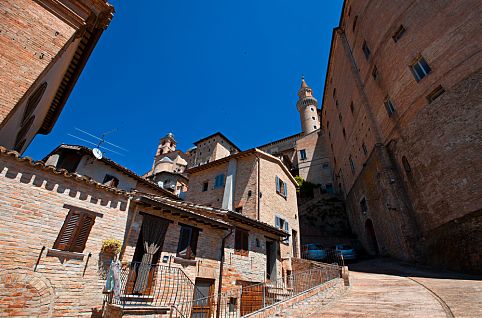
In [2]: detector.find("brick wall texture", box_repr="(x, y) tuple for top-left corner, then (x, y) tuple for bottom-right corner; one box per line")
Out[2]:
(186, 153), (300, 260)
(322, 0), (482, 272)
(0, 0), (75, 125)
(0, 154), (130, 316)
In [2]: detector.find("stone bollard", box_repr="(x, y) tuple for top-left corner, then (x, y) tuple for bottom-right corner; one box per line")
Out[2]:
(341, 266), (350, 286)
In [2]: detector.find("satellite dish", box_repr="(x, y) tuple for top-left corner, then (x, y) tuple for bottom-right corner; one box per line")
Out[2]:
(92, 148), (103, 160)
(157, 181), (164, 188)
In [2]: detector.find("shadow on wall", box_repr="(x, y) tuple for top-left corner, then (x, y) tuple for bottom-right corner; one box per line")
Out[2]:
(422, 209), (482, 275)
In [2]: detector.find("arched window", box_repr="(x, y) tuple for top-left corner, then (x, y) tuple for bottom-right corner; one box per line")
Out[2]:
(15, 115), (35, 151)
(22, 82), (47, 126)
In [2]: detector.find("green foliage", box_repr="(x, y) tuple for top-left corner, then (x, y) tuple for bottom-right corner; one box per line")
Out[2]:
(294, 175), (304, 187)
(101, 238), (121, 254)
(295, 175), (317, 197)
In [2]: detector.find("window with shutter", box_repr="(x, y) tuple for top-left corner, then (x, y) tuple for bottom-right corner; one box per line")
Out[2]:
(54, 211), (95, 253)
(283, 221), (290, 244)
(275, 216), (281, 229)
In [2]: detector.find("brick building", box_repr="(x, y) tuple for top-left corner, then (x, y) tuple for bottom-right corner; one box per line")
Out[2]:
(322, 0), (481, 272)
(0, 146), (292, 316)
(185, 148), (301, 276)
(0, 0), (113, 154)
(43, 144), (177, 196)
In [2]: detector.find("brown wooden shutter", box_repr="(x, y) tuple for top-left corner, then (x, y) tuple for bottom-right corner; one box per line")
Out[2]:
(54, 211), (81, 251)
(71, 214), (95, 253)
(54, 211), (95, 253)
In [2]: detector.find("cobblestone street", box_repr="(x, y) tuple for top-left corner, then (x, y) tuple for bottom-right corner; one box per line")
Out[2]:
(274, 259), (482, 318)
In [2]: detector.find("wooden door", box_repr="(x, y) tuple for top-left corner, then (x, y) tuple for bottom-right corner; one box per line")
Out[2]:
(237, 280), (263, 316)
(191, 278), (215, 318)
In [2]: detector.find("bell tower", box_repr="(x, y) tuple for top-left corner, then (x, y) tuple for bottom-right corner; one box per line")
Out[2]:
(296, 76), (320, 135)
(156, 132), (176, 156)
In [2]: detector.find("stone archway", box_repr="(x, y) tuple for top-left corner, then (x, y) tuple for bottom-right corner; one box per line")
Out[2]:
(0, 268), (55, 317)
(365, 219), (380, 256)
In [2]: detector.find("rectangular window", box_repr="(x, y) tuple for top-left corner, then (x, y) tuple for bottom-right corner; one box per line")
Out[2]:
(202, 181), (209, 192)
(349, 155), (356, 174)
(299, 149), (307, 160)
(275, 216), (289, 243)
(426, 85), (445, 104)
(322, 162), (329, 169)
(362, 41), (371, 60)
(177, 224), (199, 259)
(54, 211), (96, 253)
(410, 56), (431, 82)
(384, 98), (396, 116)
(392, 25), (406, 42)
(214, 174), (225, 188)
(275, 176), (288, 198)
(234, 228), (249, 256)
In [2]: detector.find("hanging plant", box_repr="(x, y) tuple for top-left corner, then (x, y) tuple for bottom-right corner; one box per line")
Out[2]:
(101, 238), (121, 254)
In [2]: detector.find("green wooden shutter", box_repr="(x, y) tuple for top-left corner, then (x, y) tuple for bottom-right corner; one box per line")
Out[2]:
(276, 176), (280, 193)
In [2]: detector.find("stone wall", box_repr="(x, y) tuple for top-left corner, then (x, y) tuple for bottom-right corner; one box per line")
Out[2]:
(321, 0), (482, 272)
(0, 152), (129, 316)
(295, 130), (333, 187)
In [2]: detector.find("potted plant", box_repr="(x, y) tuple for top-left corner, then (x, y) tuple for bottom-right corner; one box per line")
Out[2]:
(101, 238), (121, 255)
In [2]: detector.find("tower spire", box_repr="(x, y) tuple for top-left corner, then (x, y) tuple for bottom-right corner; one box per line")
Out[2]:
(296, 76), (319, 135)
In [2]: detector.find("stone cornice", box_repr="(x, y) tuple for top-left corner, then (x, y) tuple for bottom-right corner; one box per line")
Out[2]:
(33, 0), (114, 30)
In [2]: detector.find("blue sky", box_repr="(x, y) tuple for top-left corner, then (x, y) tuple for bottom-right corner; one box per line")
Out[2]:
(25, 0), (343, 174)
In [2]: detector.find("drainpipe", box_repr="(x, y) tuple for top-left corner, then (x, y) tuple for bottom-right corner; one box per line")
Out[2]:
(216, 228), (233, 318)
(257, 156), (261, 221)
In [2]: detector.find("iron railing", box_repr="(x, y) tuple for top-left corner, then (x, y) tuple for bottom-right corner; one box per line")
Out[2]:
(107, 261), (201, 309)
(170, 264), (341, 318)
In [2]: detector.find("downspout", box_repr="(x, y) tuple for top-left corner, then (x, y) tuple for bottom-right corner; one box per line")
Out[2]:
(257, 156), (261, 221)
(216, 228), (233, 318)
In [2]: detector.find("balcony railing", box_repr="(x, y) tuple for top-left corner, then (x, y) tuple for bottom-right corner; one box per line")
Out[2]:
(170, 264), (341, 318)
(106, 261), (199, 309)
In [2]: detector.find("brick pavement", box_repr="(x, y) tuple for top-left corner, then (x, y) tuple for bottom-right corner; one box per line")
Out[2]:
(271, 259), (482, 318)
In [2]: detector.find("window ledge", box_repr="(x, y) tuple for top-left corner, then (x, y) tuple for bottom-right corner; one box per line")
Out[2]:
(234, 251), (249, 257)
(47, 248), (85, 260)
(173, 257), (197, 266)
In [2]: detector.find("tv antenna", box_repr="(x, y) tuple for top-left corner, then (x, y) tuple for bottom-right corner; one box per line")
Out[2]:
(67, 127), (128, 159)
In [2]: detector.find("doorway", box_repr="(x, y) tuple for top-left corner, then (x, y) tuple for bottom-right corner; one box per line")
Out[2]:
(191, 278), (215, 318)
(266, 240), (277, 281)
(125, 214), (170, 295)
(365, 219), (380, 256)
